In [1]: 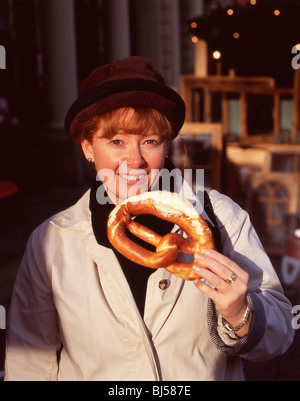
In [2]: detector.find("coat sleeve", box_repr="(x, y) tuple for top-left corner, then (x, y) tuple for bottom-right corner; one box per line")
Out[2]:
(5, 223), (60, 381)
(207, 190), (294, 361)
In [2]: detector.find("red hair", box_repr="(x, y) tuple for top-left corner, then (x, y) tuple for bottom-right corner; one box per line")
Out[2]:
(75, 107), (173, 144)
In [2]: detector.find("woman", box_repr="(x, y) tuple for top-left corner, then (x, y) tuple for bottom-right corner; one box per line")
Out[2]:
(5, 57), (294, 381)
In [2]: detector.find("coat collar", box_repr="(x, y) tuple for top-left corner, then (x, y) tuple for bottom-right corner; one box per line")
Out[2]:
(50, 190), (92, 231)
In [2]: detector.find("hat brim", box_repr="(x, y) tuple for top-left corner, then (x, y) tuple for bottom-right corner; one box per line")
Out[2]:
(65, 78), (185, 140)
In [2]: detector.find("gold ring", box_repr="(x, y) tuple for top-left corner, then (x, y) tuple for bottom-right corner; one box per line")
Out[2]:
(227, 273), (237, 284)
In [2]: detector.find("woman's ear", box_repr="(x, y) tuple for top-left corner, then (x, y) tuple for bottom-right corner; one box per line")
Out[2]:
(81, 138), (94, 163)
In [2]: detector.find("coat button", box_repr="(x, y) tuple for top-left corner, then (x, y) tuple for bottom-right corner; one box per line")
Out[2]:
(158, 279), (169, 290)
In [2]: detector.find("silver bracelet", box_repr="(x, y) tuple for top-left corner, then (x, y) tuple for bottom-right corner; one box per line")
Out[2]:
(217, 314), (240, 346)
(221, 304), (252, 332)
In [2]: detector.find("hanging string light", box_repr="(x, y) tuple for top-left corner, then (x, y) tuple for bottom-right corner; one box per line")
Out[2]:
(213, 50), (221, 60)
(187, 0), (299, 86)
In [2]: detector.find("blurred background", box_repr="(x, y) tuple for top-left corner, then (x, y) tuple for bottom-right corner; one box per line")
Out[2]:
(1, 0), (300, 381)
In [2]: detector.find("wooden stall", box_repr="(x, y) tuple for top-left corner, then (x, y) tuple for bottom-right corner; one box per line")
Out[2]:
(180, 73), (295, 142)
(169, 122), (223, 192)
(179, 70), (300, 254)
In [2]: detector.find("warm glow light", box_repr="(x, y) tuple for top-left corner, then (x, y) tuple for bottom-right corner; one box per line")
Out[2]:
(190, 21), (197, 29)
(250, 0), (256, 5)
(191, 36), (198, 44)
(233, 32), (240, 39)
(227, 8), (234, 16)
(274, 9), (280, 16)
(295, 43), (300, 51)
(213, 50), (221, 60)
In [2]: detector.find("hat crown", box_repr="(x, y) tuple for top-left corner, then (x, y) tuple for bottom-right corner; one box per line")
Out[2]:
(80, 56), (165, 95)
(65, 56), (185, 141)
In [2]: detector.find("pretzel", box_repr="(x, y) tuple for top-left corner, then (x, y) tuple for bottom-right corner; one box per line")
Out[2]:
(107, 191), (215, 280)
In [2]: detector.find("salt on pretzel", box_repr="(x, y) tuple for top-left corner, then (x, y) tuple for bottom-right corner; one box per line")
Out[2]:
(107, 191), (215, 280)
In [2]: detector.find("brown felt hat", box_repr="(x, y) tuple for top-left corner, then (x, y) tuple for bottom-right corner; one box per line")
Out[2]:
(65, 56), (185, 140)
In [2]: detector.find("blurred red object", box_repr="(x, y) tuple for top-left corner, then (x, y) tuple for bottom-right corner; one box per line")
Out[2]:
(285, 229), (300, 260)
(0, 180), (18, 199)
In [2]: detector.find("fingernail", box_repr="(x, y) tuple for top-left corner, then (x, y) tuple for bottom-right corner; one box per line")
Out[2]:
(202, 249), (212, 255)
(193, 264), (201, 273)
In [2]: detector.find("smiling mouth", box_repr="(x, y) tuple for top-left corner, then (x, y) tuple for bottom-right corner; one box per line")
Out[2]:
(119, 174), (147, 183)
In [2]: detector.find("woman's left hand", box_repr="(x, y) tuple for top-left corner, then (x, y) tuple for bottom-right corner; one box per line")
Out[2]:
(193, 249), (250, 337)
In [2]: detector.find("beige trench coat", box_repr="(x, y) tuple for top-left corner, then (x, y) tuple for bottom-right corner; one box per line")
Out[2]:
(5, 189), (294, 381)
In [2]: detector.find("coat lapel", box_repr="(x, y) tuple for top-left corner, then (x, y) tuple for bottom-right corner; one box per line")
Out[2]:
(85, 230), (162, 380)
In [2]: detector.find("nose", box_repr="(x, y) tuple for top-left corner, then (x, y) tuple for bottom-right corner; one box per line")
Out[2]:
(128, 143), (146, 169)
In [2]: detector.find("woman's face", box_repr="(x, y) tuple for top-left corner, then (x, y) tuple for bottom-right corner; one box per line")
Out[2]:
(81, 109), (168, 204)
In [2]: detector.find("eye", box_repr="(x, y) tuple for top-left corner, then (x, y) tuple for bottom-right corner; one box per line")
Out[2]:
(144, 137), (161, 146)
(111, 139), (122, 145)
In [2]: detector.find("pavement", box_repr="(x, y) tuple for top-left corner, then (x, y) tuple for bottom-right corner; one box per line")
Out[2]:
(0, 132), (300, 380)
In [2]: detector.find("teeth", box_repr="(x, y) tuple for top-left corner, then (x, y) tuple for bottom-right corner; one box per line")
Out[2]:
(120, 174), (146, 181)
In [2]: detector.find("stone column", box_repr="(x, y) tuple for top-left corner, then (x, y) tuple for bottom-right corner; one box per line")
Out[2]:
(130, 0), (181, 89)
(156, 0), (181, 89)
(41, 0), (78, 130)
(104, 0), (131, 62)
(180, 0), (205, 75)
(39, 0), (89, 188)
